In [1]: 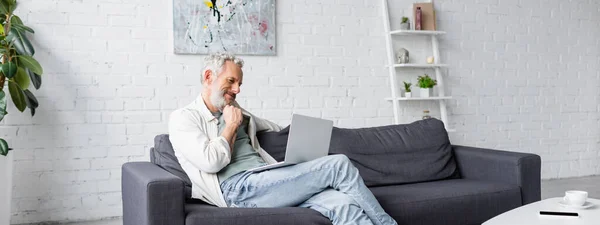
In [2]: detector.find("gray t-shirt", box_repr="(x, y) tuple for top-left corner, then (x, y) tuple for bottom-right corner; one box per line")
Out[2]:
(214, 112), (267, 184)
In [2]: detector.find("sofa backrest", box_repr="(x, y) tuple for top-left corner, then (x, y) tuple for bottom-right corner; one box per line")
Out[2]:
(151, 118), (459, 192)
(258, 118), (459, 187)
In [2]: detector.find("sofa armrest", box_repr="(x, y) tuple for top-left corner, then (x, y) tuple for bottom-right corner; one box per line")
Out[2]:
(122, 162), (185, 225)
(452, 145), (541, 205)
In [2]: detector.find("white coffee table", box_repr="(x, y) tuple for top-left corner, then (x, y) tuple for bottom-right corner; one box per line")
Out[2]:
(483, 197), (600, 225)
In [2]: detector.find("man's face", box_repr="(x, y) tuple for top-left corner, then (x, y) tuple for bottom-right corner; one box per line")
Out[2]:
(207, 60), (243, 110)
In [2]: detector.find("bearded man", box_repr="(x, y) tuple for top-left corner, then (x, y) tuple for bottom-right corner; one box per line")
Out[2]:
(168, 52), (397, 225)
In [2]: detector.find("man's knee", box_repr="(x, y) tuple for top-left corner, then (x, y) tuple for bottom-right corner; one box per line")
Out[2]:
(329, 154), (350, 163)
(326, 154), (358, 172)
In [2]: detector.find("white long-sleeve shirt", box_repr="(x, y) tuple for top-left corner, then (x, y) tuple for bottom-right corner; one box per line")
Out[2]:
(168, 94), (282, 207)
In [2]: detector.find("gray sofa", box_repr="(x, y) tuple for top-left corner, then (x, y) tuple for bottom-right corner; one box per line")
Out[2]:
(122, 118), (541, 225)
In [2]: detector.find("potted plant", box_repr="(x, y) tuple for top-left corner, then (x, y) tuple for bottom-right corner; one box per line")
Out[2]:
(403, 81), (412, 98)
(0, 0), (44, 223)
(417, 74), (436, 98)
(400, 17), (410, 30)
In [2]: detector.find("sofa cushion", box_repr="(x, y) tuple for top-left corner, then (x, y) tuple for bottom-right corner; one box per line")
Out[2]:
(258, 118), (459, 187)
(150, 134), (193, 198)
(257, 126), (290, 162)
(370, 179), (522, 225)
(185, 203), (332, 225)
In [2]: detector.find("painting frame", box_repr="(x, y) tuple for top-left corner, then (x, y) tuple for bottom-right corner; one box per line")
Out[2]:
(172, 0), (277, 55)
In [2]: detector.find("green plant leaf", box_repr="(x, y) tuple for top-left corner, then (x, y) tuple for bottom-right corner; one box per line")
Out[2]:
(0, 24), (4, 36)
(10, 14), (22, 25)
(1, 61), (17, 78)
(8, 80), (25, 112)
(0, 1), (8, 14)
(7, 29), (34, 56)
(7, 0), (16, 13)
(27, 68), (41, 89)
(14, 66), (29, 90)
(0, 138), (8, 156)
(23, 89), (37, 116)
(417, 74), (437, 88)
(16, 55), (42, 75)
(12, 24), (34, 33)
(0, 90), (7, 121)
(403, 81), (412, 92)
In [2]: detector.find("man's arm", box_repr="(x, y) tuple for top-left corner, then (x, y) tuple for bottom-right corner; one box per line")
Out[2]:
(168, 109), (231, 173)
(221, 123), (237, 152)
(221, 105), (242, 152)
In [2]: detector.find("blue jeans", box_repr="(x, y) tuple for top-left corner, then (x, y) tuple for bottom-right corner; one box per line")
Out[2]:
(220, 154), (398, 225)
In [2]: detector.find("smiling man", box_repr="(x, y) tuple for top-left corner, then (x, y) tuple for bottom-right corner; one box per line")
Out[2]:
(168, 52), (397, 225)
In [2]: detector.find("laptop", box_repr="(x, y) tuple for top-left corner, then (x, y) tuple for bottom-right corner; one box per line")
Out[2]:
(247, 114), (334, 173)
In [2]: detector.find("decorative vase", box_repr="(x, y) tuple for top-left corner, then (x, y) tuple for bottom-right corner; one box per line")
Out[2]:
(0, 153), (13, 225)
(415, 7), (422, 30)
(420, 88), (433, 98)
(405, 92), (412, 98)
(400, 22), (410, 30)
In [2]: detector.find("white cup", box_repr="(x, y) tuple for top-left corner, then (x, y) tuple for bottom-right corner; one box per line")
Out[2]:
(563, 190), (588, 206)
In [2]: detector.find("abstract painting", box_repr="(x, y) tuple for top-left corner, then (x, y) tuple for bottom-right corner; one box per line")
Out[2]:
(173, 0), (276, 55)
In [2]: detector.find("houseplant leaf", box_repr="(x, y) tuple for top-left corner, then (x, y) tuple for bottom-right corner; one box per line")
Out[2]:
(23, 89), (37, 116)
(14, 66), (29, 90)
(0, 138), (8, 156)
(0, 90), (7, 121)
(7, 0), (16, 13)
(12, 23), (34, 33)
(0, 1), (8, 14)
(27, 68), (41, 89)
(1, 61), (17, 78)
(16, 55), (42, 75)
(10, 14), (23, 25)
(7, 29), (34, 56)
(8, 80), (26, 112)
(6, 30), (24, 54)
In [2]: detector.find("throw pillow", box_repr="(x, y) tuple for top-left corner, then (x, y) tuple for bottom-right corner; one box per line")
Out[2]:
(328, 118), (459, 187)
(150, 134), (193, 199)
(256, 126), (290, 162)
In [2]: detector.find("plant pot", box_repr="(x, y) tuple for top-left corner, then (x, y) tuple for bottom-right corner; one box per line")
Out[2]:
(400, 23), (410, 30)
(405, 92), (412, 98)
(420, 88), (433, 98)
(0, 153), (13, 225)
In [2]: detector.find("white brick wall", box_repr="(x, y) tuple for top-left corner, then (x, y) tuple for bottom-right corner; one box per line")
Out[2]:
(3, 0), (599, 223)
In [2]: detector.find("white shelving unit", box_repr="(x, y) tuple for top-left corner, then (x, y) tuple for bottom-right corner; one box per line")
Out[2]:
(381, 0), (453, 131)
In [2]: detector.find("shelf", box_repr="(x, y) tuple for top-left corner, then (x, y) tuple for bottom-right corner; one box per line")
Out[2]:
(390, 30), (446, 36)
(383, 0), (453, 133)
(385, 96), (452, 101)
(391, 64), (448, 68)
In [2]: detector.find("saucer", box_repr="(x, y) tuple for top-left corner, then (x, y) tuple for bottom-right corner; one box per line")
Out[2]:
(558, 200), (595, 209)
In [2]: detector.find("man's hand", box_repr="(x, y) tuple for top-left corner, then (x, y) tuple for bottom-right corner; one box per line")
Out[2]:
(223, 105), (242, 128)
(221, 105), (242, 153)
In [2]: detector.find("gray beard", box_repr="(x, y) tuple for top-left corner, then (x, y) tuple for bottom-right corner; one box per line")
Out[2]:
(210, 88), (227, 112)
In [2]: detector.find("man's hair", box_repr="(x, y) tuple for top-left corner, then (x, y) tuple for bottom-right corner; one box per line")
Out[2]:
(202, 52), (244, 84)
